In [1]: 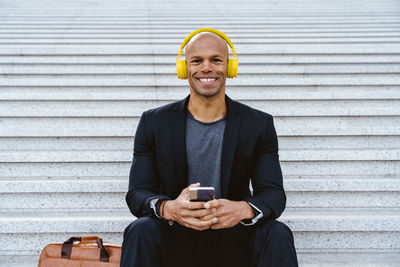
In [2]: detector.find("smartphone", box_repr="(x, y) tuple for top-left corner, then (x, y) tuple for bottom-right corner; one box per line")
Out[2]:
(189, 187), (215, 202)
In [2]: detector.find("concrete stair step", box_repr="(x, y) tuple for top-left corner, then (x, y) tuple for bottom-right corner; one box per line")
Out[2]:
(1, 74), (399, 87)
(1, 17), (399, 23)
(1, 158), (398, 178)
(5, 175), (397, 192)
(0, 149), (398, 163)
(1, 55), (400, 64)
(2, 31), (400, 38)
(1, 210), (399, 246)
(1, 86), (399, 101)
(1, 64), (399, 74)
(0, 43), (398, 55)
(1, 21), (399, 28)
(1, 117), (398, 137)
(1, 16), (398, 22)
(0, 0), (395, 10)
(1, 136), (398, 151)
(2, 37), (400, 44)
(1, 178), (399, 211)
(1, 26), (399, 32)
(2, 27), (400, 35)
(1, 249), (400, 267)
(297, 249), (400, 267)
(1, 99), (399, 117)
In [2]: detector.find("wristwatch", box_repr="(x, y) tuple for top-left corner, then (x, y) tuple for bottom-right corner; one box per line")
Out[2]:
(152, 199), (175, 226)
(240, 202), (264, 226)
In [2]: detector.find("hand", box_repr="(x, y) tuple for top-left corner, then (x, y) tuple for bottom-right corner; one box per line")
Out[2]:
(163, 183), (218, 231)
(200, 199), (254, 229)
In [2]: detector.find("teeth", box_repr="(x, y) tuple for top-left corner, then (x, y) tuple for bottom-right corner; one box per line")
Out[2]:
(199, 78), (216, 82)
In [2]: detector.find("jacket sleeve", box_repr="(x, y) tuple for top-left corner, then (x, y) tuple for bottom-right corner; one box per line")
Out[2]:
(245, 115), (286, 220)
(125, 111), (170, 218)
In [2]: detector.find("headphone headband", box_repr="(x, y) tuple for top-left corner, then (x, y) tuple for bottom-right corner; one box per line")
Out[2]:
(176, 28), (238, 63)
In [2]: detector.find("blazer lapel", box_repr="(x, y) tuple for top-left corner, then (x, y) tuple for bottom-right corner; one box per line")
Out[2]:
(221, 96), (241, 198)
(168, 94), (240, 197)
(169, 95), (190, 188)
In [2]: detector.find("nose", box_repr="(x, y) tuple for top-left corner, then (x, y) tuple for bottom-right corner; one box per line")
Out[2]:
(201, 60), (212, 73)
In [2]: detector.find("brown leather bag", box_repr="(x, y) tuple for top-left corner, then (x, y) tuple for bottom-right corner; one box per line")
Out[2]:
(38, 236), (121, 267)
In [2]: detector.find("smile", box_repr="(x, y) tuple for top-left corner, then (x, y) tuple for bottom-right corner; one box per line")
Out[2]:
(199, 78), (216, 82)
(197, 77), (218, 86)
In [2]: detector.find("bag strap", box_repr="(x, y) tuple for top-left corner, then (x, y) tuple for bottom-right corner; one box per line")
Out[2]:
(61, 236), (110, 262)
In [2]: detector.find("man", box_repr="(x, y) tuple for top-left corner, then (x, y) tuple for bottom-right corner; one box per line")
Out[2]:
(120, 29), (298, 267)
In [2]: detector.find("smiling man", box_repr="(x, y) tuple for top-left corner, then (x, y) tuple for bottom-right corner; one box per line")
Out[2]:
(120, 29), (298, 267)
(186, 33), (228, 100)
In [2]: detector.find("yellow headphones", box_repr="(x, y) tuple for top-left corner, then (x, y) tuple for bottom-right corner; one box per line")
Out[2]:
(176, 28), (239, 79)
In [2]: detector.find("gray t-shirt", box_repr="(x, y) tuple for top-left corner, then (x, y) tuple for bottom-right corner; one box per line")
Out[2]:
(185, 109), (226, 199)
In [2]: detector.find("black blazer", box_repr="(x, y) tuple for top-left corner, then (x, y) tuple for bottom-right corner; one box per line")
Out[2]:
(126, 95), (286, 221)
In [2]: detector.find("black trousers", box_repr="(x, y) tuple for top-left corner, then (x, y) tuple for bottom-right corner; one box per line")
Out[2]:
(120, 217), (298, 267)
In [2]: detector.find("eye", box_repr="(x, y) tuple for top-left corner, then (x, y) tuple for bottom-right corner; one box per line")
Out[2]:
(213, 58), (222, 63)
(191, 59), (200, 63)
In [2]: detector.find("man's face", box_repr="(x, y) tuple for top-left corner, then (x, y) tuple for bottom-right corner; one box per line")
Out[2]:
(185, 34), (228, 98)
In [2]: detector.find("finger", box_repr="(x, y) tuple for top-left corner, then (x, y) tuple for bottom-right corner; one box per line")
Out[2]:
(199, 212), (218, 221)
(181, 183), (201, 195)
(190, 207), (217, 218)
(186, 201), (206, 210)
(185, 217), (217, 229)
(188, 182), (200, 189)
(211, 223), (223, 230)
(204, 199), (219, 209)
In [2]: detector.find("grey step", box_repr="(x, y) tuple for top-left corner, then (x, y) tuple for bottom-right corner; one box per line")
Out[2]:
(0, 193), (127, 212)
(0, 17), (398, 23)
(1, 209), (399, 233)
(1, 136), (399, 150)
(2, 64), (400, 74)
(0, 1), (395, 9)
(297, 249), (400, 267)
(1, 74), (400, 87)
(1, 178), (399, 211)
(0, 232), (123, 257)
(1, 250), (400, 267)
(1, 100), (399, 117)
(2, 191), (399, 211)
(0, 117), (399, 137)
(2, 32), (400, 38)
(0, 161), (398, 178)
(1, 55), (400, 64)
(0, 149), (398, 163)
(0, 19), (398, 24)
(0, 137), (135, 150)
(2, 37), (400, 44)
(3, 177), (398, 194)
(0, 9), (393, 15)
(0, 43), (399, 55)
(1, 17), (399, 23)
(1, 28), (399, 33)
(0, 210), (399, 247)
(1, 24), (399, 30)
(1, 86), (399, 101)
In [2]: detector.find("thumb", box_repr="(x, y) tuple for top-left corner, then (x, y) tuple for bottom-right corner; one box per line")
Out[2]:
(181, 182), (200, 194)
(189, 182), (200, 188)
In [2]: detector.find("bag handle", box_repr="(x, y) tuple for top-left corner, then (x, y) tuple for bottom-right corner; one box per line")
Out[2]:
(61, 236), (109, 262)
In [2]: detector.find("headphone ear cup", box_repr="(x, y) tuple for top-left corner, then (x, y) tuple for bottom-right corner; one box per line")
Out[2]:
(176, 60), (188, 79)
(227, 59), (238, 78)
